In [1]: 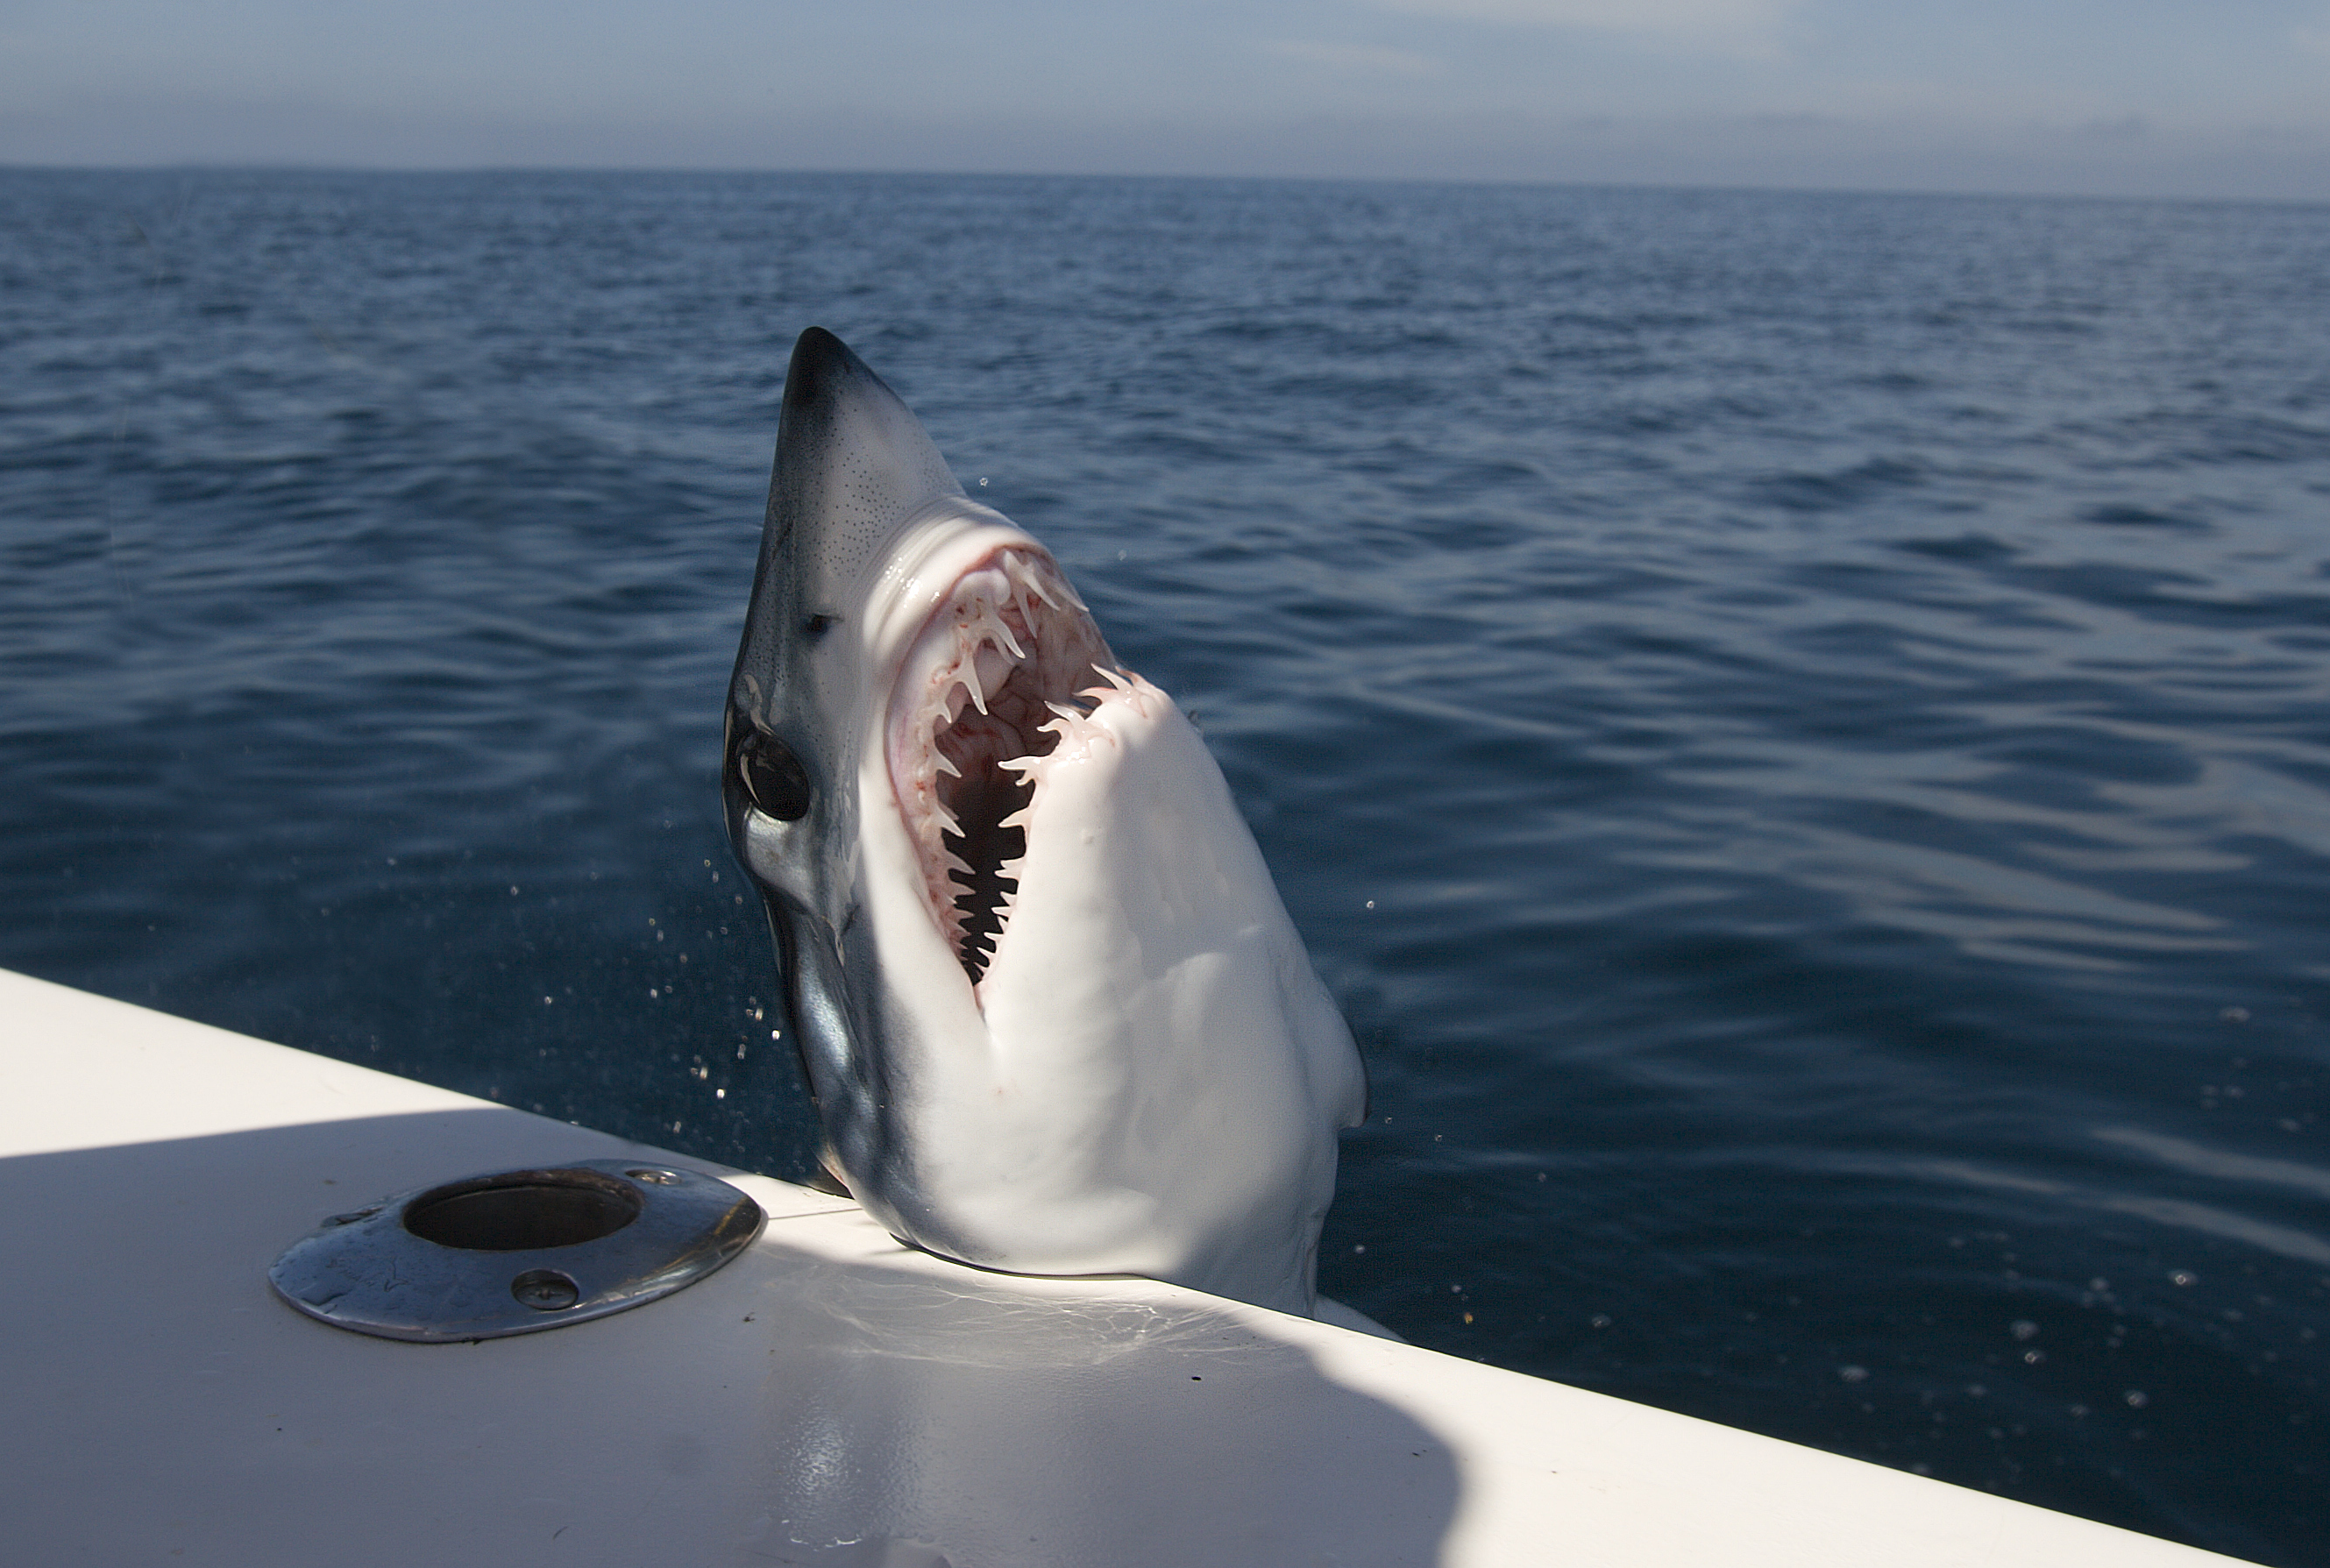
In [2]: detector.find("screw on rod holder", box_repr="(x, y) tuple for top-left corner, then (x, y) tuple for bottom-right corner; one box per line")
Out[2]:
(268, 1160), (765, 1341)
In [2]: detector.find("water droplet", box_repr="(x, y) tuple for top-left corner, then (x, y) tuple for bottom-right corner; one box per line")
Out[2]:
(2125, 1390), (2149, 1408)
(1840, 1365), (1869, 1383)
(2010, 1320), (2039, 1341)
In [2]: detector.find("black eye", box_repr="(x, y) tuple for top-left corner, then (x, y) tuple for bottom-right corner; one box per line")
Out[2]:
(804, 614), (838, 638)
(733, 727), (811, 820)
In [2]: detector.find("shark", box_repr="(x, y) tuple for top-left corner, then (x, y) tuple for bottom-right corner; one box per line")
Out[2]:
(722, 329), (1366, 1318)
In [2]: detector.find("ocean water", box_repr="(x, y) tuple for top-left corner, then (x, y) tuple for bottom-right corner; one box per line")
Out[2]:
(3, 168), (2326, 1564)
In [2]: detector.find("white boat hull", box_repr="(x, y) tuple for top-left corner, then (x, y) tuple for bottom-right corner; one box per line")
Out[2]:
(0, 968), (2248, 1567)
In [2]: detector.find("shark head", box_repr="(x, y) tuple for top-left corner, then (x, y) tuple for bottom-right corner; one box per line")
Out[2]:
(724, 329), (1365, 1316)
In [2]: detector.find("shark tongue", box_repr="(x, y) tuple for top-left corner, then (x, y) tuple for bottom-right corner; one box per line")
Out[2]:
(887, 545), (1115, 983)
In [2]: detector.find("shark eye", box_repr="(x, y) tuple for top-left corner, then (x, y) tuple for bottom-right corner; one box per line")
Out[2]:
(735, 727), (811, 820)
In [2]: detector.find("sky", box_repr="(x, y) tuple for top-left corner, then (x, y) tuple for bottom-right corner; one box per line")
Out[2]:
(4, 0), (2328, 200)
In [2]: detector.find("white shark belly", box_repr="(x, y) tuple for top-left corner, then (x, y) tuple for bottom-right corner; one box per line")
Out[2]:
(878, 673), (1359, 1313)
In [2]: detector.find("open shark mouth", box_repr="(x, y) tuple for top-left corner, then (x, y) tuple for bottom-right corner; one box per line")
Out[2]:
(884, 545), (1115, 987)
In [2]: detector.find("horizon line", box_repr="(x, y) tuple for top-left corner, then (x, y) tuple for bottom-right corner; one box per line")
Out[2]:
(5, 160), (2326, 212)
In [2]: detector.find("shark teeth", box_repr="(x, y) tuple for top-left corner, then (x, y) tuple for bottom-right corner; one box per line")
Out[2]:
(1005, 553), (1061, 610)
(887, 543), (1120, 987)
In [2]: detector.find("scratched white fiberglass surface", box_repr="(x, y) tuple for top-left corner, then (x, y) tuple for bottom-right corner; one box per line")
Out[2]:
(2, 169), (2326, 1564)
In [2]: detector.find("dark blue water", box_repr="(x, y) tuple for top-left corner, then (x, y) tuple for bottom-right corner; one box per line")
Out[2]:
(4, 168), (2326, 1564)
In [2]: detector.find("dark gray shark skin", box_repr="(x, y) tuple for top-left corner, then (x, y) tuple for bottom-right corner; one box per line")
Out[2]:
(723, 329), (1365, 1316)
(723, 329), (956, 1252)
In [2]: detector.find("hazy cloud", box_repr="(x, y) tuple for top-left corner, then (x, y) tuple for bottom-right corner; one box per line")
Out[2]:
(1371, 0), (1797, 35)
(1264, 39), (1446, 75)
